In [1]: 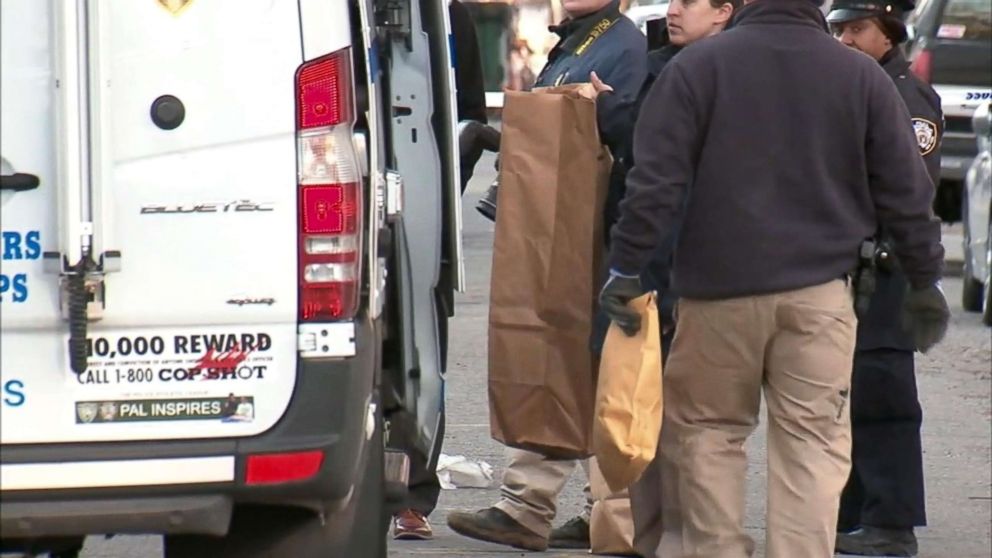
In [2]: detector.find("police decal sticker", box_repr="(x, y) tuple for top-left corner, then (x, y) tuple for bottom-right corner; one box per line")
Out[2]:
(912, 118), (938, 156)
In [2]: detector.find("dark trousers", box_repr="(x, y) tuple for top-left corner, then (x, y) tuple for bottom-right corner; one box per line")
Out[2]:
(839, 348), (926, 530)
(390, 410), (445, 516)
(408, 414), (445, 516)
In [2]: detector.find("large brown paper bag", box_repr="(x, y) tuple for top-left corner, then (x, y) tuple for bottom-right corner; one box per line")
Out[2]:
(589, 458), (638, 556)
(594, 293), (663, 492)
(488, 84), (612, 459)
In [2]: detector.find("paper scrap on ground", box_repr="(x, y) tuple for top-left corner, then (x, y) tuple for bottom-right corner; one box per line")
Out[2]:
(436, 453), (494, 489)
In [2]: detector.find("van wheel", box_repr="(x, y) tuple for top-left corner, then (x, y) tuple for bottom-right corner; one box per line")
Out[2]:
(962, 195), (984, 311)
(165, 396), (387, 558)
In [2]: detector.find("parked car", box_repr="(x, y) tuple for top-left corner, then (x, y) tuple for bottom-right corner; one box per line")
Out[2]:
(962, 101), (992, 326)
(905, 0), (992, 222)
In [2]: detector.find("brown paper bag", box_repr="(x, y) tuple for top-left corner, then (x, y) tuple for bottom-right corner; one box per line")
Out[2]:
(487, 84), (612, 459)
(594, 293), (663, 492)
(589, 458), (638, 556)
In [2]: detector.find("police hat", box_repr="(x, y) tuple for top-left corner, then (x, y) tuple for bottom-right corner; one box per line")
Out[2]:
(826, 0), (914, 24)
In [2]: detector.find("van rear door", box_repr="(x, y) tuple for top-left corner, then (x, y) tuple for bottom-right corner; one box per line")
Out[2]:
(1, 0), (323, 445)
(1, 0), (59, 423)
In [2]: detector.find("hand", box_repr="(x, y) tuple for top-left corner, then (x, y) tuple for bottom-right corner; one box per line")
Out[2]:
(578, 71), (614, 100)
(599, 274), (644, 336)
(590, 71), (614, 95)
(901, 283), (950, 353)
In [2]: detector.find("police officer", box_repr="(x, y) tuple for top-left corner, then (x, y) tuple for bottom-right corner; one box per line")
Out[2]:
(449, 0), (647, 551)
(827, 2), (941, 555)
(476, 0), (647, 224)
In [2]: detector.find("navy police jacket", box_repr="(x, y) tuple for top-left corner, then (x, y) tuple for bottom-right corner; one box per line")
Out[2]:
(534, 1), (647, 191)
(859, 48), (943, 352)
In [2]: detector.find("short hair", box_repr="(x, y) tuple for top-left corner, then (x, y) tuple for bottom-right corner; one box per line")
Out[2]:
(710, 0), (744, 12)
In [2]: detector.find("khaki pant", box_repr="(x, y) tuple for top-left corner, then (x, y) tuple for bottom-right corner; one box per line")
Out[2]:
(495, 448), (636, 554)
(660, 279), (857, 558)
(494, 448), (591, 539)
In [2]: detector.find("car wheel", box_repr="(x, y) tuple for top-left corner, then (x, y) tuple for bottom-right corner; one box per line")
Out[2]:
(983, 221), (992, 327)
(962, 195), (984, 312)
(165, 395), (387, 558)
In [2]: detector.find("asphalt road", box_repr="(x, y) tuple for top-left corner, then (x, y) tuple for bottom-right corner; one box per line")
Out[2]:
(61, 154), (992, 557)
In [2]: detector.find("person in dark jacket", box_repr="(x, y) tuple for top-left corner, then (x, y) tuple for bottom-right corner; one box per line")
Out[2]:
(390, 0), (491, 541)
(597, 0), (949, 555)
(827, 1), (942, 555)
(476, 0), (647, 223)
(618, 2), (741, 554)
(448, 0), (647, 552)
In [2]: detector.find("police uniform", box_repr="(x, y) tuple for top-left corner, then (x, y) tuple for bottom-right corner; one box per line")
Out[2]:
(536, 0), (647, 236)
(827, 0), (942, 545)
(476, 0), (646, 226)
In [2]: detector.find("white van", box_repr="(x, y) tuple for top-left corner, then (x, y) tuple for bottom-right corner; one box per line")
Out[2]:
(0, 0), (460, 556)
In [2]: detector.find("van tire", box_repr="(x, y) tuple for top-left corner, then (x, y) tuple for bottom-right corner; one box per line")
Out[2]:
(164, 396), (387, 558)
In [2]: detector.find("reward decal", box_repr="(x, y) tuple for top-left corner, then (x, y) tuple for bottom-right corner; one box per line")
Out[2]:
(75, 394), (255, 424)
(1, 230), (41, 303)
(77, 332), (273, 385)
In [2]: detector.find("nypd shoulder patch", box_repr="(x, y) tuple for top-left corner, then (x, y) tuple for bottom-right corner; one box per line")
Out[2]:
(912, 118), (938, 156)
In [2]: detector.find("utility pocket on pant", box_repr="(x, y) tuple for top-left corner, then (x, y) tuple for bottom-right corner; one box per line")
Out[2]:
(835, 387), (851, 424)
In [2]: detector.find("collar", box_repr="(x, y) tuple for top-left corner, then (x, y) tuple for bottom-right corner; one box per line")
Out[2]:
(731, 0), (830, 33)
(647, 44), (683, 77)
(550, 0), (623, 54)
(879, 47), (911, 78)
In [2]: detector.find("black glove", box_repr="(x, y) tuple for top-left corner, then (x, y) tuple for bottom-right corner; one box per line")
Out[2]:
(598, 275), (644, 336)
(902, 283), (950, 353)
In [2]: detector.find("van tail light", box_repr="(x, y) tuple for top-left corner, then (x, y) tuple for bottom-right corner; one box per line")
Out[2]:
(296, 49), (362, 322)
(910, 49), (932, 83)
(245, 450), (325, 485)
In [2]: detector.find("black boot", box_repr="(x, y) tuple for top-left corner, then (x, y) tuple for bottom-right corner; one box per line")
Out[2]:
(447, 507), (548, 551)
(549, 515), (590, 549)
(836, 526), (918, 556)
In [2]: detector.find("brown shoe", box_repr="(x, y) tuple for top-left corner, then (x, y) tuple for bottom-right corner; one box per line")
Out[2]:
(447, 507), (548, 551)
(393, 509), (433, 540)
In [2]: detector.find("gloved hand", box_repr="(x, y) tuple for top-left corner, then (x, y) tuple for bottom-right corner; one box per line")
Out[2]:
(902, 283), (950, 353)
(598, 274), (644, 336)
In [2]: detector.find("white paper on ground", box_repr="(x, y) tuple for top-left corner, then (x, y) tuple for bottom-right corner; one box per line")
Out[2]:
(436, 453), (494, 489)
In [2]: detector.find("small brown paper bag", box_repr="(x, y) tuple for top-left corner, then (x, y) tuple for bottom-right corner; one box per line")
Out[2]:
(589, 457), (638, 556)
(594, 293), (663, 492)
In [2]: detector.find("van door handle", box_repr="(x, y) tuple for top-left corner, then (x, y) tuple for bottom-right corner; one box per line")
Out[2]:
(0, 173), (40, 191)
